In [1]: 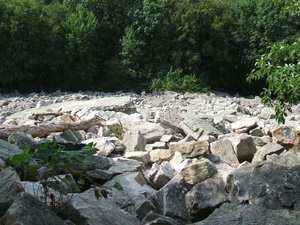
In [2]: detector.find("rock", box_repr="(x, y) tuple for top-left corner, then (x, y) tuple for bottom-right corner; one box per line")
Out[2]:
(116, 112), (165, 143)
(124, 151), (150, 165)
(60, 130), (85, 143)
(108, 159), (144, 175)
(0, 171), (24, 217)
(170, 151), (184, 171)
(252, 143), (285, 162)
(229, 134), (257, 162)
(141, 211), (183, 225)
(105, 118), (124, 139)
(0, 192), (66, 225)
(179, 117), (223, 140)
(230, 117), (257, 134)
(150, 174), (191, 223)
(185, 176), (228, 222)
(169, 140), (209, 158)
(149, 149), (174, 163)
(62, 192), (140, 225)
(260, 107), (276, 120)
(147, 162), (175, 189)
(226, 161), (300, 210)
(210, 139), (239, 167)
(154, 110), (184, 133)
(86, 169), (115, 182)
(194, 203), (300, 225)
(105, 185), (156, 220)
(271, 125), (300, 152)
(249, 127), (264, 137)
(266, 151), (300, 167)
(7, 131), (37, 153)
(0, 139), (22, 160)
(45, 174), (80, 194)
(180, 159), (218, 186)
(122, 130), (147, 152)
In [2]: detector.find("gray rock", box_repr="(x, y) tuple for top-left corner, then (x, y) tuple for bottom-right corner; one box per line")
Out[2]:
(149, 149), (174, 163)
(150, 174), (191, 223)
(108, 158), (144, 174)
(0, 139), (22, 160)
(169, 140), (209, 158)
(0, 171), (24, 217)
(60, 130), (85, 143)
(45, 174), (80, 194)
(252, 143), (285, 162)
(86, 168), (115, 182)
(147, 162), (175, 189)
(124, 151), (150, 165)
(226, 161), (300, 210)
(62, 192), (140, 225)
(8, 131), (37, 153)
(141, 211), (183, 225)
(229, 134), (257, 162)
(180, 159), (218, 186)
(194, 203), (300, 225)
(210, 140), (239, 167)
(185, 176), (228, 222)
(179, 117), (223, 140)
(122, 130), (147, 152)
(267, 151), (300, 167)
(0, 192), (65, 225)
(230, 117), (257, 134)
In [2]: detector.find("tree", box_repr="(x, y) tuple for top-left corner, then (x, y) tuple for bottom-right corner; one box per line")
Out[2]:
(247, 0), (300, 123)
(63, 4), (99, 90)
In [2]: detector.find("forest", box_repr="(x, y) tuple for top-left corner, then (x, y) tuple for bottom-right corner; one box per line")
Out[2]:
(0, 0), (299, 95)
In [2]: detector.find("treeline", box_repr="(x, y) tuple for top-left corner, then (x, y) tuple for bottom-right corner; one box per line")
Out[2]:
(0, 0), (298, 94)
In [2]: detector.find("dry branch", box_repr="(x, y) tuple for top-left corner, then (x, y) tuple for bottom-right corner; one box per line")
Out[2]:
(0, 115), (105, 140)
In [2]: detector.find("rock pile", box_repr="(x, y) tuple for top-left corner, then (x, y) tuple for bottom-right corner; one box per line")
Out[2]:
(0, 90), (300, 224)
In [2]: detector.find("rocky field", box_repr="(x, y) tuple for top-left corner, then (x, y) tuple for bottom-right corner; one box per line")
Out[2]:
(0, 90), (300, 224)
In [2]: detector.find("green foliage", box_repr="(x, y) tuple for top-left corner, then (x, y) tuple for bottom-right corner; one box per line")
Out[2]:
(151, 67), (209, 93)
(247, 0), (300, 123)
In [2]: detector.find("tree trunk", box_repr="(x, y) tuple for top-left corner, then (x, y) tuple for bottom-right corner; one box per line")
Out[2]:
(0, 115), (105, 140)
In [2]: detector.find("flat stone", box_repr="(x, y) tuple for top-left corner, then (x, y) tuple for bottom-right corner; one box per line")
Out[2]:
(252, 143), (285, 162)
(169, 140), (209, 158)
(210, 139), (239, 167)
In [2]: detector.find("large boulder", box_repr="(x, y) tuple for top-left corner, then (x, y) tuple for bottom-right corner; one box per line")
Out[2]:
(0, 139), (22, 160)
(150, 174), (191, 223)
(8, 131), (37, 153)
(230, 117), (257, 134)
(169, 140), (209, 158)
(210, 139), (239, 167)
(179, 117), (223, 140)
(62, 192), (140, 225)
(185, 176), (228, 222)
(252, 143), (285, 162)
(141, 211), (183, 225)
(194, 203), (300, 225)
(0, 192), (66, 225)
(271, 125), (300, 152)
(146, 162), (175, 189)
(266, 151), (300, 167)
(226, 161), (300, 210)
(180, 159), (218, 186)
(229, 134), (257, 162)
(122, 130), (147, 152)
(0, 171), (24, 217)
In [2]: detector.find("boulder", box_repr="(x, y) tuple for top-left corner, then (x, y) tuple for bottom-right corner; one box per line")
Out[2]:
(116, 112), (165, 143)
(0, 171), (24, 217)
(271, 125), (300, 152)
(252, 143), (285, 162)
(124, 151), (150, 165)
(45, 174), (80, 194)
(146, 162), (175, 189)
(108, 158), (144, 174)
(141, 211), (183, 225)
(150, 174), (191, 223)
(210, 140), (239, 167)
(179, 117), (223, 140)
(230, 117), (257, 134)
(194, 203), (300, 225)
(169, 140), (209, 158)
(266, 151), (300, 167)
(226, 161), (300, 210)
(0, 192), (66, 225)
(149, 149), (174, 163)
(122, 130), (147, 152)
(60, 130), (85, 143)
(62, 192), (140, 225)
(180, 159), (218, 186)
(185, 176), (228, 222)
(0, 139), (22, 160)
(8, 131), (37, 153)
(229, 134), (257, 162)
